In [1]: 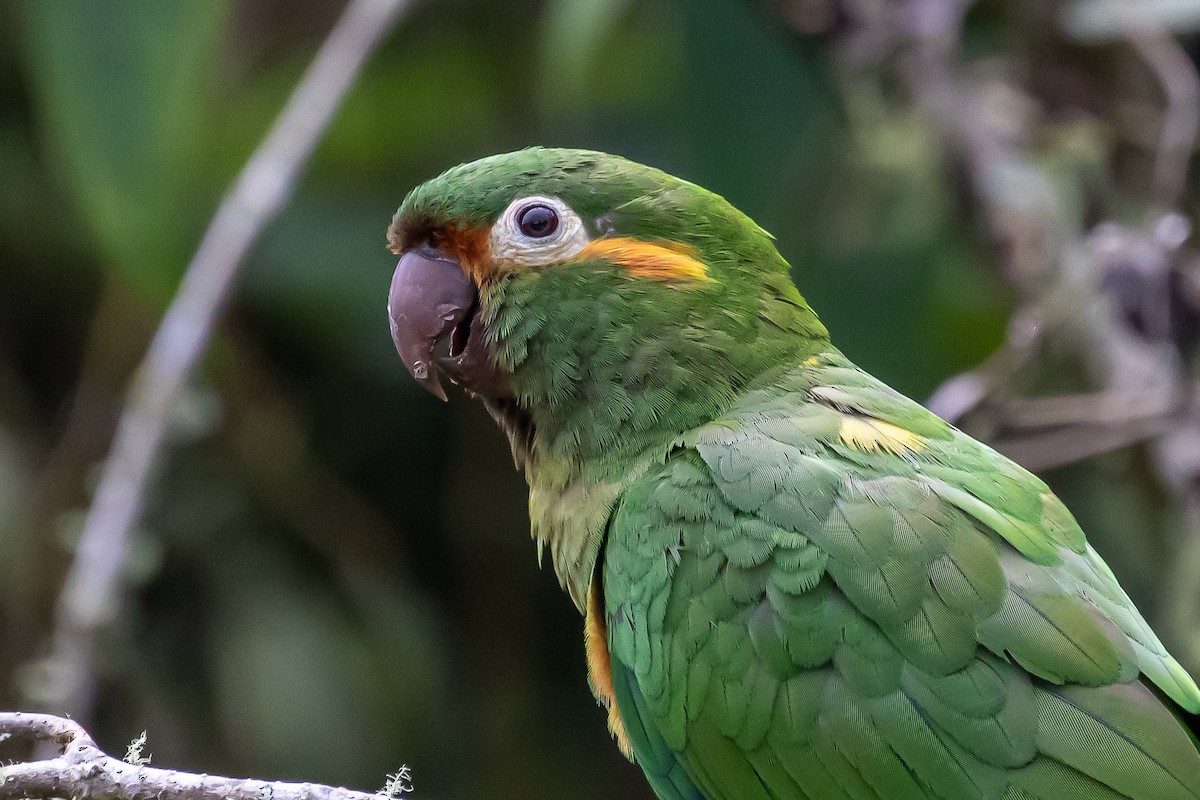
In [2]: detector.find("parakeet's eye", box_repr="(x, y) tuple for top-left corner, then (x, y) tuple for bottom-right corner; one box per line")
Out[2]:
(516, 204), (558, 238)
(489, 195), (589, 267)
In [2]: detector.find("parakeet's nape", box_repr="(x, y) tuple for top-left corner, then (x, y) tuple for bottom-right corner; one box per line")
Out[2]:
(387, 148), (1200, 800)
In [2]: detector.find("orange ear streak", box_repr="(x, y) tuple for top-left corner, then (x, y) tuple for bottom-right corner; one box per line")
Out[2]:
(576, 237), (712, 283)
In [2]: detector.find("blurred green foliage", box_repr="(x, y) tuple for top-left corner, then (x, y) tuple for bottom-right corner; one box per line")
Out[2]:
(21, 1), (229, 299)
(1, 1), (1192, 798)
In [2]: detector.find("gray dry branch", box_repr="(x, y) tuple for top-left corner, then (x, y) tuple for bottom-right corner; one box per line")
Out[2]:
(889, 0), (1200, 469)
(785, 0), (1200, 666)
(0, 713), (408, 800)
(36, 0), (416, 721)
(899, 0), (1200, 664)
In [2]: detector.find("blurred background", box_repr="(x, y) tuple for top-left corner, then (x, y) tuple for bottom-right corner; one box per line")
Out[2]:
(3, 0), (1200, 798)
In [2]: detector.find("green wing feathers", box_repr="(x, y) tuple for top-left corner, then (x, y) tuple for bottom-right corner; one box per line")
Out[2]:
(601, 356), (1200, 800)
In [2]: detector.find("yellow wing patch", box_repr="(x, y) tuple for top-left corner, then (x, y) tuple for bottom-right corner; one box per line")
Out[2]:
(577, 237), (712, 283)
(839, 416), (926, 457)
(585, 576), (634, 761)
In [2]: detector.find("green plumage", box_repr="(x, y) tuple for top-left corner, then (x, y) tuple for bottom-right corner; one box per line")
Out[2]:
(605, 354), (1200, 799)
(390, 148), (1200, 799)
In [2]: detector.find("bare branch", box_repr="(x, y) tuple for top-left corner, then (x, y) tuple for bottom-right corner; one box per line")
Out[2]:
(1117, 4), (1200, 213)
(925, 306), (1050, 423)
(1000, 388), (1182, 430)
(992, 413), (1178, 472)
(37, 0), (417, 719)
(901, 0), (1199, 475)
(0, 712), (403, 800)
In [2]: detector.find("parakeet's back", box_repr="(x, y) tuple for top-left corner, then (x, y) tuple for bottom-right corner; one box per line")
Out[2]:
(600, 351), (1200, 800)
(386, 147), (1200, 800)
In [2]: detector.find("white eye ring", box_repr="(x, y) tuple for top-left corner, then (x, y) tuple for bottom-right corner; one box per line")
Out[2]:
(489, 195), (590, 267)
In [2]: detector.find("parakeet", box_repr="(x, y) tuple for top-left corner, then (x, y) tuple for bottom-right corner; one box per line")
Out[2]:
(386, 147), (1200, 800)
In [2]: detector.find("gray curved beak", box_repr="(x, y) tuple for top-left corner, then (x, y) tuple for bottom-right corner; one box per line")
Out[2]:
(387, 248), (476, 401)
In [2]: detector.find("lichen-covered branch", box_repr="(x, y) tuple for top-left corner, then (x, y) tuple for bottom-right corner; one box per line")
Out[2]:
(0, 713), (408, 800)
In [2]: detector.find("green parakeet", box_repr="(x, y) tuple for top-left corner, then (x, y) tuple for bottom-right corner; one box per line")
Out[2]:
(386, 147), (1200, 800)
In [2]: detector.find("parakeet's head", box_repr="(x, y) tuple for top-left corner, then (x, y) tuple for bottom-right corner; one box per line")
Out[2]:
(387, 148), (829, 473)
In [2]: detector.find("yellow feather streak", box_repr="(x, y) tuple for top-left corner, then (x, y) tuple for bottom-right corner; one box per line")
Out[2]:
(577, 237), (712, 283)
(585, 576), (634, 761)
(839, 416), (925, 457)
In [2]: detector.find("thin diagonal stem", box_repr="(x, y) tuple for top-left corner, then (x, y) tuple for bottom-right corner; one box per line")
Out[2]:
(39, 0), (415, 719)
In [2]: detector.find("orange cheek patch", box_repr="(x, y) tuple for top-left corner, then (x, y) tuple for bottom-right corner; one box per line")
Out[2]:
(577, 237), (712, 283)
(433, 226), (495, 285)
(387, 223), (496, 285)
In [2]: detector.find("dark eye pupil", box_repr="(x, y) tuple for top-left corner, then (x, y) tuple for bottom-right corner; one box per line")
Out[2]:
(517, 204), (558, 238)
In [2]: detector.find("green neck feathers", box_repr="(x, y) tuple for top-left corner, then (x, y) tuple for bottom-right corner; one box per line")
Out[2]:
(482, 246), (830, 609)
(392, 147), (834, 608)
